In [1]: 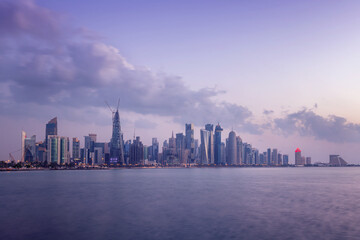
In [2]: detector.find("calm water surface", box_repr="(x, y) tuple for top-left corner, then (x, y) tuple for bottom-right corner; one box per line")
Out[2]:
(1, 168), (360, 240)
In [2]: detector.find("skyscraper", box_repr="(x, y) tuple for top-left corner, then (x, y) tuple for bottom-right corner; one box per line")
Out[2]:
(277, 153), (282, 165)
(205, 124), (215, 164)
(151, 138), (159, 162)
(24, 135), (36, 162)
(72, 138), (80, 160)
(220, 142), (226, 164)
(176, 133), (187, 164)
(84, 135), (94, 165)
(110, 109), (125, 165)
(214, 124), (223, 165)
(185, 123), (195, 163)
(227, 131), (237, 165)
(254, 149), (259, 165)
(130, 137), (144, 165)
(243, 143), (252, 165)
(267, 148), (271, 165)
(272, 149), (278, 165)
(45, 117), (57, 149)
(200, 129), (210, 164)
(236, 136), (242, 165)
(169, 131), (176, 149)
(283, 154), (289, 165)
(295, 148), (303, 165)
(47, 135), (69, 165)
(21, 131), (26, 162)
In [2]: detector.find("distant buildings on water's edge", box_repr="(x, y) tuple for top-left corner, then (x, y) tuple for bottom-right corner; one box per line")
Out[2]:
(10, 110), (347, 167)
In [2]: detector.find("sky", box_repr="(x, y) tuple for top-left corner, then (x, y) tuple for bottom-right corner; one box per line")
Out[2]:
(2, 0), (360, 163)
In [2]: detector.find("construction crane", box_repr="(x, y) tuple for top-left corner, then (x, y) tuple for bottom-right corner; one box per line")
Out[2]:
(8, 147), (24, 163)
(105, 98), (120, 120)
(9, 153), (16, 162)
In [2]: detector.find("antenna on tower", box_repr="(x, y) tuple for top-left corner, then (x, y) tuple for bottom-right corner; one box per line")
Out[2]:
(133, 128), (136, 140)
(117, 98), (120, 111)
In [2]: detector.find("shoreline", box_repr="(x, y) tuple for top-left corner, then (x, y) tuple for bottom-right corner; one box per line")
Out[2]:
(1, 164), (359, 172)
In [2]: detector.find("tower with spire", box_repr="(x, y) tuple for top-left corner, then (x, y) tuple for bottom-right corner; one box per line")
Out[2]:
(107, 100), (125, 165)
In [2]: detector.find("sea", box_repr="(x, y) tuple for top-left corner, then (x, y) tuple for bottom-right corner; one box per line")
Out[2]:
(1, 167), (360, 240)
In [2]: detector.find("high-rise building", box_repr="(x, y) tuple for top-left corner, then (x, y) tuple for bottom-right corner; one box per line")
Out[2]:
(47, 135), (69, 165)
(123, 140), (132, 165)
(262, 152), (267, 165)
(84, 135), (94, 165)
(175, 133), (185, 152)
(272, 149), (278, 165)
(214, 124), (223, 165)
(261, 152), (268, 165)
(143, 146), (148, 161)
(24, 135), (36, 162)
(227, 131), (237, 165)
(21, 131), (26, 162)
(130, 137), (144, 165)
(45, 117), (57, 149)
(205, 124), (214, 164)
(295, 148), (303, 165)
(185, 124), (195, 163)
(194, 139), (199, 160)
(200, 129), (210, 164)
(72, 138), (80, 160)
(306, 157), (311, 165)
(220, 142), (226, 164)
(94, 142), (105, 165)
(151, 138), (159, 162)
(236, 136), (243, 165)
(94, 147), (104, 165)
(301, 156), (305, 165)
(329, 155), (347, 166)
(252, 149), (259, 164)
(283, 154), (289, 165)
(36, 142), (46, 162)
(176, 133), (187, 164)
(169, 131), (176, 149)
(163, 140), (168, 149)
(110, 109), (125, 165)
(243, 143), (252, 165)
(267, 148), (271, 165)
(277, 153), (282, 165)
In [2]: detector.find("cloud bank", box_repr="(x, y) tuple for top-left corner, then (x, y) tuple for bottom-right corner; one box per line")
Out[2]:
(274, 109), (360, 143)
(0, 0), (260, 134)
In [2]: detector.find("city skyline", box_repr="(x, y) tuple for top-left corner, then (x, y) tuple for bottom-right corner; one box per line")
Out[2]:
(2, 0), (360, 163)
(13, 115), (315, 166)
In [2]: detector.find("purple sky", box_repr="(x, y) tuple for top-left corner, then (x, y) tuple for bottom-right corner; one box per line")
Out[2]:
(2, 0), (360, 163)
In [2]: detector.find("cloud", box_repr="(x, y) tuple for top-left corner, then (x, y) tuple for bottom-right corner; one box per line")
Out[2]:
(263, 109), (274, 115)
(0, 0), (62, 40)
(0, 0), (261, 134)
(273, 109), (360, 143)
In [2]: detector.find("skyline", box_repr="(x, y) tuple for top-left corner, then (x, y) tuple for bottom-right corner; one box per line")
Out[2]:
(14, 113), (297, 166)
(2, 0), (360, 163)
(10, 114), (334, 166)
